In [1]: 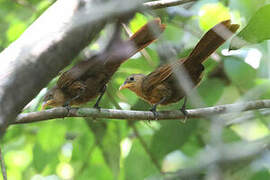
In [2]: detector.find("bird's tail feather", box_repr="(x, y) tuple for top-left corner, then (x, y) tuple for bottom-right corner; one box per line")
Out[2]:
(185, 20), (239, 65)
(105, 18), (165, 66)
(128, 18), (166, 54)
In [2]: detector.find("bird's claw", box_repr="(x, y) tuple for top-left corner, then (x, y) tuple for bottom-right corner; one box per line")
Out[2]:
(63, 103), (72, 116)
(150, 107), (159, 120)
(180, 106), (188, 123)
(93, 103), (101, 111)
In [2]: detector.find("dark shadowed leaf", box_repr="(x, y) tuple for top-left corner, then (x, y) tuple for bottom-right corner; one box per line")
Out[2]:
(197, 78), (226, 106)
(150, 120), (198, 161)
(224, 57), (256, 90)
(125, 138), (160, 180)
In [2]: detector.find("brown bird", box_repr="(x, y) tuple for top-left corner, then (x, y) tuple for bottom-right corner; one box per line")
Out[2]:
(42, 18), (166, 109)
(119, 20), (239, 118)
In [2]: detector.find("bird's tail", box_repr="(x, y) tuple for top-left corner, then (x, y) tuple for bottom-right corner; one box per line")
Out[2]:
(105, 18), (165, 66)
(128, 18), (166, 54)
(184, 20), (239, 65)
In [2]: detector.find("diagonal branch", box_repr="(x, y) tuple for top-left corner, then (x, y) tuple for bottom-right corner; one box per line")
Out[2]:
(13, 99), (270, 124)
(144, 0), (197, 9)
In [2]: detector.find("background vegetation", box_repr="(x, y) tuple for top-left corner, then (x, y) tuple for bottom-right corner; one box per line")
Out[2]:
(1, 0), (270, 179)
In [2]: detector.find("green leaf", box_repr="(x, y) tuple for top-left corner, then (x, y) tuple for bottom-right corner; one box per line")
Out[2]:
(197, 78), (226, 106)
(230, 4), (270, 49)
(162, 24), (183, 43)
(37, 123), (66, 152)
(130, 13), (148, 32)
(224, 57), (256, 90)
(6, 21), (27, 42)
(229, 0), (266, 19)
(181, 135), (204, 157)
(198, 3), (231, 31)
(125, 138), (159, 180)
(150, 120), (198, 161)
(250, 169), (270, 180)
(222, 128), (241, 143)
(33, 143), (50, 172)
(86, 119), (121, 178)
(71, 126), (95, 162)
(76, 147), (114, 180)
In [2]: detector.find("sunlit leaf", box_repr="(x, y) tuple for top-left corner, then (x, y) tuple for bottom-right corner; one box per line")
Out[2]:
(199, 3), (231, 31)
(230, 4), (270, 49)
(130, 13), (148, 32)
(6, 21), (26, 42)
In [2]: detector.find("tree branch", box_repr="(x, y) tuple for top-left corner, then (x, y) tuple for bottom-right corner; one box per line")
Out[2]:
(13, 99), (270, 124)
(144, 0), (197, 9)
(0, 147), (7, 180)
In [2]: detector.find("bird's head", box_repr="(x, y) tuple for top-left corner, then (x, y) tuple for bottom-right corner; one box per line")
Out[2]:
(42, 86), (66, 110)
(119, 74), (145, 92)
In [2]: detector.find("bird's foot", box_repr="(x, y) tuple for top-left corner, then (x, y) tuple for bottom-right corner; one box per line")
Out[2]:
(180, 106), (188, 123)
(93, 103), (101, 111)
(63, 103), (72, 116)
(150, 107), (159, 121)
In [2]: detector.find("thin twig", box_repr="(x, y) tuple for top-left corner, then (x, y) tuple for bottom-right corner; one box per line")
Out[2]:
(144, 0), (197, 9)
(13, 99), (270, 124)
(0, 147), (7, 180)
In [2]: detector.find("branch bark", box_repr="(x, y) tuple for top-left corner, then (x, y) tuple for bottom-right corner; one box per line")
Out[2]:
(144, 0), (197, 9)
(0, 147), (7, 180)
(13, 99), (270, 124)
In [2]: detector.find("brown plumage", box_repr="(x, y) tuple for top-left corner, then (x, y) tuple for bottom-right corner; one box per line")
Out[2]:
(119, 20), (239, 116)
(42, 18), (166, 109)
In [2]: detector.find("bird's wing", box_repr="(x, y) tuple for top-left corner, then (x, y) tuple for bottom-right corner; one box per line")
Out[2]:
(57, 56), (100, 89)
(58, 19), (166, 89)
(141, 60), (183, 92)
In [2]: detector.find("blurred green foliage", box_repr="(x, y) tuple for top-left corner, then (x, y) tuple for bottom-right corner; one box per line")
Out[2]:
(1, 0), (270, 180)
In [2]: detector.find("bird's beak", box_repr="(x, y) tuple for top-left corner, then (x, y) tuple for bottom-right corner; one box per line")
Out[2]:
(119, 82), (132, 90)
(41, 100), (55, 110)
(41, 102), (48, 110)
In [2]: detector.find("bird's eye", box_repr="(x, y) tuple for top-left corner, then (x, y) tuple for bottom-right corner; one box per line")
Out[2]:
(130, 77), (134, 81)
